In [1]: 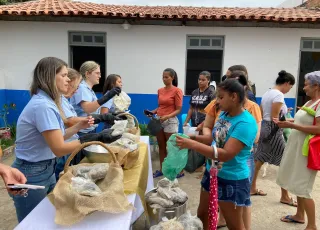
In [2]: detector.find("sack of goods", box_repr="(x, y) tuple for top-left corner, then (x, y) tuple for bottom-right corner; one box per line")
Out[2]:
(84, 131), (140, 169)
(146, 178), (188, 210)
(48, 143), (133, 226)
(150, 211), (203, 230)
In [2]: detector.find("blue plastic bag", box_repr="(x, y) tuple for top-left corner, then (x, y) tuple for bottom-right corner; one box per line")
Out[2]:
(162, 133), (189, 181)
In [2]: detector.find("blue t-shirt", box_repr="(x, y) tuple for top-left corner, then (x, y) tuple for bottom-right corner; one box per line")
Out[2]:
(214, 110), (257, 180)
(61, 95), (79, 142)
(15, 90), (65, 162)
(70, 80), (99, 133)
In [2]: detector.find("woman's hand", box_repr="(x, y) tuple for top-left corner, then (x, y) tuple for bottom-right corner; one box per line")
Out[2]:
(183, 122), (188, 127)
(176, 135), (193, 149)
(273, 118), (294, 129)
(0, 164), (27, 196)
(76, 116), (95, 130)
(160, 116), (169, 123)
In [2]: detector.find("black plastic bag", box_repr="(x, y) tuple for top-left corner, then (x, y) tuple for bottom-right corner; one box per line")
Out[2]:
(184, 149), (205, 173)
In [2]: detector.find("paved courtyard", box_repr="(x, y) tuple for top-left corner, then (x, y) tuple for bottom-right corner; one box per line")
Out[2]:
(0, 150), (319, 230)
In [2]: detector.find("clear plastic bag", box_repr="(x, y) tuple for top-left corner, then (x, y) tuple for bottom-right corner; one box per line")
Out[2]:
(113, 91), (131, 113)
(162, 134), (189, 181)
(178, 210), (204, 230)
(111, 120), (128, 136)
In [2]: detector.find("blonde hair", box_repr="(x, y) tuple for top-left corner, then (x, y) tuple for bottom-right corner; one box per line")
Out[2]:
(79, 61), (100, 79)
(30, 57), (67, 120)
(67, 68), (82, 81)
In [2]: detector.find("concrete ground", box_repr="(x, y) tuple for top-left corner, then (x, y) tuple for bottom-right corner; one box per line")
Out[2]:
(0, 149), (319, 230)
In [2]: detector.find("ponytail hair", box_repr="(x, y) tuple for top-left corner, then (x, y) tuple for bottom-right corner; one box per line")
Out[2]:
(164, 68), (178, 87)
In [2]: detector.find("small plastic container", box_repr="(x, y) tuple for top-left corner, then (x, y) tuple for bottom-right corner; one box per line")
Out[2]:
(183, 126), (199, 136)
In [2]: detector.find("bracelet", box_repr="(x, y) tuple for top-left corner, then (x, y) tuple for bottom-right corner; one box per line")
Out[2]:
(211, 143), (218, 160)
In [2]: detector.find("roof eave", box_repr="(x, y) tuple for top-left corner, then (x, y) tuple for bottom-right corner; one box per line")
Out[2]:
(1, 15), (320, 28)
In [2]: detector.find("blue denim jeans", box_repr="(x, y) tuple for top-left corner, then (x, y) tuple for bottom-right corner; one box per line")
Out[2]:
(10, 158), (56, 223)
(247, 152), (255, 185)
(55, 154), (70, 181)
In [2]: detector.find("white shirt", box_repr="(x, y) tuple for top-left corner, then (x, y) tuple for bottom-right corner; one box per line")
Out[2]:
(260, 89), (287, 121)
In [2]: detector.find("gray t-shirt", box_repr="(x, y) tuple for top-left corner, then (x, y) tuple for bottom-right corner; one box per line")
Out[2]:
(260, 89), (287, 121)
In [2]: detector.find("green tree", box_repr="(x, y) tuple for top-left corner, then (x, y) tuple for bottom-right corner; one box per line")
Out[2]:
(0, 0), (31, 5)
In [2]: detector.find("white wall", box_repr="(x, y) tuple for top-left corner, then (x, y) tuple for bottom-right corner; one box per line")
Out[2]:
(1, 21), (320, 98)
(278, 0), (305, 7)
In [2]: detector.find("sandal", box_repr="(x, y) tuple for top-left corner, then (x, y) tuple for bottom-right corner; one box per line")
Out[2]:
(176, 173), (185, 179)
(280, 197), (298, 207)
(281, 215), (305, 224)
(250, 189), (267, 196)
(153, 170), (163, 178)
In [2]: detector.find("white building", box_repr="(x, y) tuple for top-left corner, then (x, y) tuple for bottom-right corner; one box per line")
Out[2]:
(1, 0), (320, 126)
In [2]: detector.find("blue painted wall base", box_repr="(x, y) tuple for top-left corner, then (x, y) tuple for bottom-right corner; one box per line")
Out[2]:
(1, 89), (296, 132)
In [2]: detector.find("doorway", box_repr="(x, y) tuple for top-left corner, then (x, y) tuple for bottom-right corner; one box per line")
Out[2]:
(297, 39), (320, 107)
(69, 32), (106, 93)
(71, 46), (106, 92)
(185, 36), (224, 95)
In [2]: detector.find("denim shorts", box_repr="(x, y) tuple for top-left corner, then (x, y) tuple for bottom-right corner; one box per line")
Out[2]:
(218, 177), (251, 207)
(10, 158), (56, 222)
(201, 168), (210, 192)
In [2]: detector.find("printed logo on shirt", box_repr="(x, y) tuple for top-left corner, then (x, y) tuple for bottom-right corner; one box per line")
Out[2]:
(191, 95), (208, 105)
(213, 118), (232, 148)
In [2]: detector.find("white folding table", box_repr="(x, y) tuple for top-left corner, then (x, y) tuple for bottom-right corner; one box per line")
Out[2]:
(15, 136), (154, 230)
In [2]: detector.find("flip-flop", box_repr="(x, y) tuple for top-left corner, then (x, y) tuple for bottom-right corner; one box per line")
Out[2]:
(153, 170), (163, 178)
(217, 224), (227, 228)
(281, 215), (305, 224)
(280, 198), (298, 207)
(176, 173), (185, 179)
(250, 189), (267, 196)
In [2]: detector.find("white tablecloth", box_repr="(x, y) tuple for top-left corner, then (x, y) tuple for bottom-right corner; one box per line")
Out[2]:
(15, 136), (154, 230)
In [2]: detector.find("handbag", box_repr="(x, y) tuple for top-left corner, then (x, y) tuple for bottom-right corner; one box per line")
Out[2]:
(307, 102), (320, 171)
(147, 116), (162, 136)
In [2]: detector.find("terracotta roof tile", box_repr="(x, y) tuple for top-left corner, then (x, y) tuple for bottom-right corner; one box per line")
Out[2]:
(1, 0), (320, 22)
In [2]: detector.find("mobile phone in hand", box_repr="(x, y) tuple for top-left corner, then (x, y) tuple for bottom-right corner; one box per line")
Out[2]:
(144, 110), (154, 117)
(279, 114), (286, 121)
(7, 184), (45, 190)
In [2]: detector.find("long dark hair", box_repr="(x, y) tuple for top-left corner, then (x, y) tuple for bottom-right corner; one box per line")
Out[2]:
(102, 74), (121, 95)
(218, 79), (245, 104)
(164, 68), (178, 87)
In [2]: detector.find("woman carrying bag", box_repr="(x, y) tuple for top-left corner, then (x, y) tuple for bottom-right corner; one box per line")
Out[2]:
(276, 71), (320, 230)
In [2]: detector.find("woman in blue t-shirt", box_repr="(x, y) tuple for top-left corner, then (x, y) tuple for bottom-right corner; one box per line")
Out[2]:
(11, 58), (121, 223)
(176, 79), (258, 230)
(101, 74), (124, 129)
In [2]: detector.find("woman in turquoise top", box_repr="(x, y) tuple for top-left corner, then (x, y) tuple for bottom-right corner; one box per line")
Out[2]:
(177, 79), (258, 230)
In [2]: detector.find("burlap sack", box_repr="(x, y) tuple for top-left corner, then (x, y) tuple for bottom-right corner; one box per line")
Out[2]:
(48, 142), (133, 226)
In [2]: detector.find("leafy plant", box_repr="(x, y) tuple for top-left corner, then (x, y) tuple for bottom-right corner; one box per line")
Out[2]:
(0, 138), (15, 150)
(8, 122), (17, 140)
(0, 103), (16, 128)
(139, 123), (150, 136)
